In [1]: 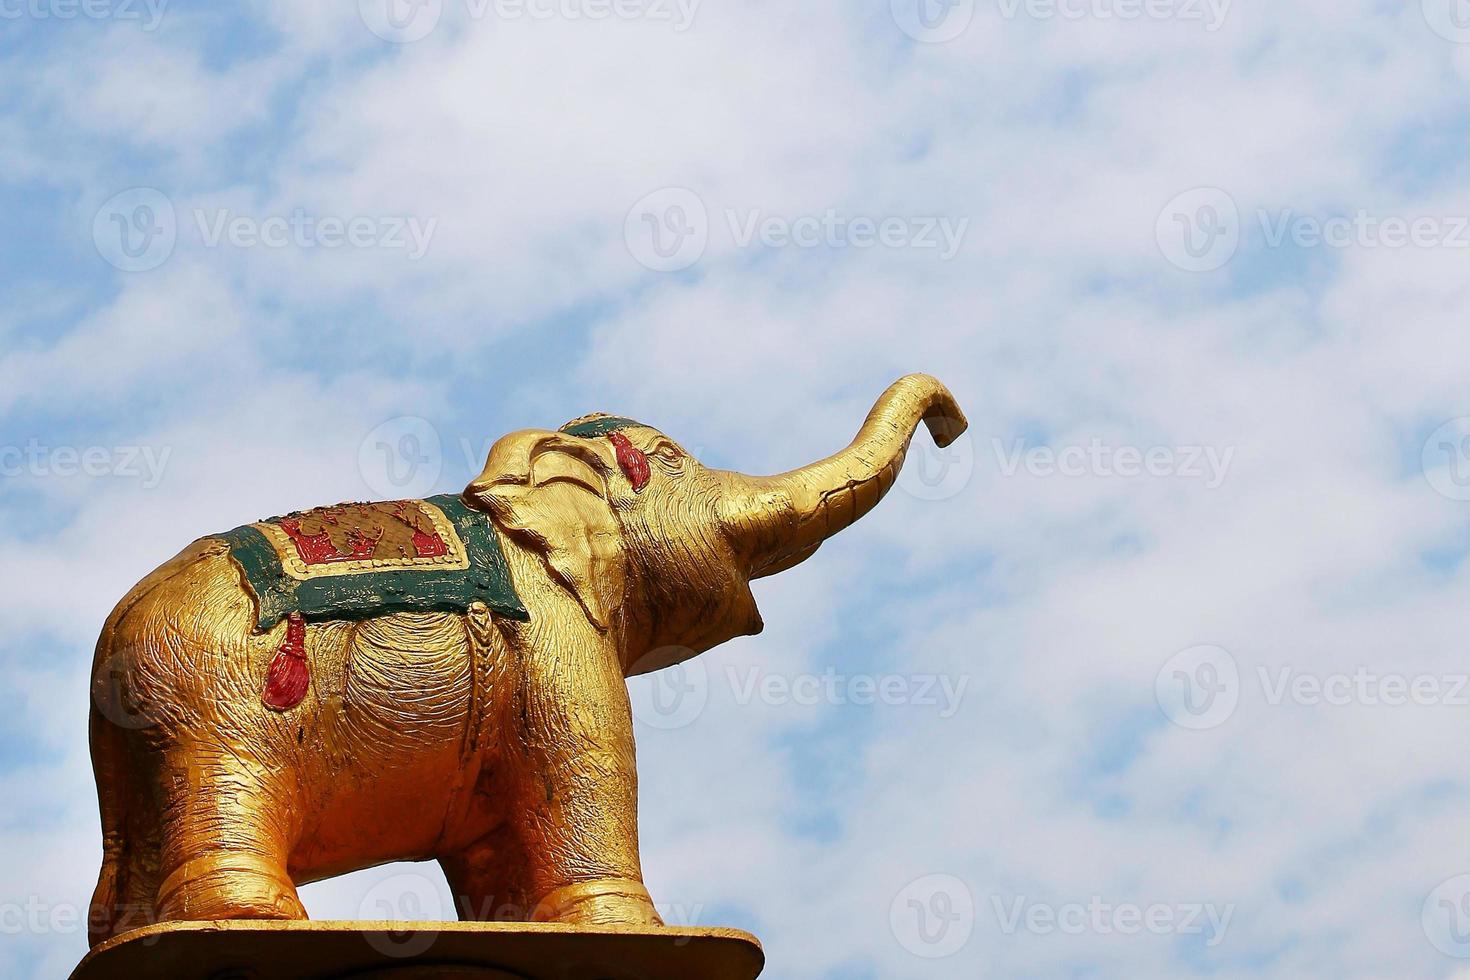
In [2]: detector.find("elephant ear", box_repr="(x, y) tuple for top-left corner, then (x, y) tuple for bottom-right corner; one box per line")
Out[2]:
(472, 481), (626, 631)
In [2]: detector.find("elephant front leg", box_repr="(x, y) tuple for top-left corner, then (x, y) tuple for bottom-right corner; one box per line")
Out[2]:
(507, 642), (663, 928)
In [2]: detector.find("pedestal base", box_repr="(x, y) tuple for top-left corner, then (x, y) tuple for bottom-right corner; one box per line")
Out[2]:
(69, 920), (765, 980)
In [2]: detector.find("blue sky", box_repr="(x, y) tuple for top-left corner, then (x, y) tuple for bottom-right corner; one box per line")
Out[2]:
(6, 1), (1470, 977)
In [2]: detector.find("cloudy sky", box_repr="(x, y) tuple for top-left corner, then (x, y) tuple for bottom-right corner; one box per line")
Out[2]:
(6, 0), (1470, 976)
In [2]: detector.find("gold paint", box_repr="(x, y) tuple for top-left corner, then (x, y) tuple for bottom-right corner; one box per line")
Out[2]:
(84, 375), (965, 957)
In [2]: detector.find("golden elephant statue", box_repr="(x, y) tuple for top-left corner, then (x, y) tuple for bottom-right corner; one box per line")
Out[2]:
(85, 374), (966, 947)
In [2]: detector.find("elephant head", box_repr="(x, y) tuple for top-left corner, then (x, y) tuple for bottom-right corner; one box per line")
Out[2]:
(465, 373), (967, 675)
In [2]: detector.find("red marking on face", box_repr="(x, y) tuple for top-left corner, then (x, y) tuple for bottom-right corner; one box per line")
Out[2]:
(608, 431), (650, 493)
(262, 612), (310, 712)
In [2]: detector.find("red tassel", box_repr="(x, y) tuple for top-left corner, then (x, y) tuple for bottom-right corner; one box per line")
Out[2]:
(262, 613), (310, 712)
(608, 431), (650, 493)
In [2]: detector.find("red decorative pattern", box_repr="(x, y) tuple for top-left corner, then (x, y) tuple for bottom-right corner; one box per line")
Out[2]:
(262, 612), (309, 712)
(279, 517), (378, 565)
(276, 501), (449, 566)
(609, 432), (650, 493)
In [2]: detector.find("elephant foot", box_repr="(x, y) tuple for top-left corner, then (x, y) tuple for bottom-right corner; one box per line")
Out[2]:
(531, 878), (663, 928)
(156, 850), (306, 922)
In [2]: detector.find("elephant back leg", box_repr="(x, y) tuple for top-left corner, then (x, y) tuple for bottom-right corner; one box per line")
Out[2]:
(153, 742), (307, 922)
(440, 825), (536, 923)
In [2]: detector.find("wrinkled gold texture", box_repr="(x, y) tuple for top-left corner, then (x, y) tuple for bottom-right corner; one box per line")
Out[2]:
(85, 374), (966, 950)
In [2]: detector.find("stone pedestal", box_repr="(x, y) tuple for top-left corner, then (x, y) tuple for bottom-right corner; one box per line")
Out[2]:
(69, 920), (764, 980)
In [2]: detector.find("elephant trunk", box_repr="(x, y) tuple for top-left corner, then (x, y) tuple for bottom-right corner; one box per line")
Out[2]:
(720, 374), (967, 579)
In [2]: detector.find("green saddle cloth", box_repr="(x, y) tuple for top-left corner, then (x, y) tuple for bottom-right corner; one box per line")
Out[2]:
(218, 494), (528, 632)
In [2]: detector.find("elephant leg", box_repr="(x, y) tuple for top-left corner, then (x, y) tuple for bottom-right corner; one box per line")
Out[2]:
(509, 643), (663, 928)
(153, 746), (305, 922)
(439, 826), (535, 923)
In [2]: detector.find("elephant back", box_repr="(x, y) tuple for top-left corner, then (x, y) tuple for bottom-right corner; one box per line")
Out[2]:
(214, 495), (529, 633)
